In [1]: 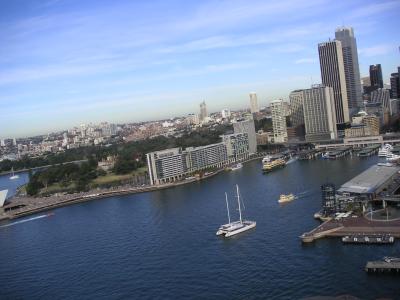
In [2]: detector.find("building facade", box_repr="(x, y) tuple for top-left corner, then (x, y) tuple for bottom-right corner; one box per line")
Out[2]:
(147, 133), (250, 185)
(318, 40), (350, 125)
(335, 27), (363, 112)
(233, 118), (257, 154)
(289, 89), (305, 138)
(270, 100), (288, 143)
(390, 68), (400, 99)
(303, 85), (337, 142)
(199, 101), (208, 122)
(249, 92), (259, 114)
(369, 64), (383, 89)
(221, 133), (250, 162)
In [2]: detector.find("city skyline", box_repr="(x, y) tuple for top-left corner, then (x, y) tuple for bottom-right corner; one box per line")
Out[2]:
(1, 0), (400, 138)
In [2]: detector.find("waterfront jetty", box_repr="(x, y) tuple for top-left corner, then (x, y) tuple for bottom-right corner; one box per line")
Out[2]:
(324, 147), (352, 159)
(357, 145), (380, 157)
(298, 149), (322, 160)
(342, 234), (395, 244)
(365, 260), (400, 273)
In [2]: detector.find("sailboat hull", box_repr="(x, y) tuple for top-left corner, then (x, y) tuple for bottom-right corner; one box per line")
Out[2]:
(216, 220), (256, 237)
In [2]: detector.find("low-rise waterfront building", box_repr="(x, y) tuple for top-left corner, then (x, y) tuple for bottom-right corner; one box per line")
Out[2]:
(146, 133), (250, 185)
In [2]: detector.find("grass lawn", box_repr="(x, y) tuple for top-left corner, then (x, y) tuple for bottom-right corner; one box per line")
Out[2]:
(92, 173), (133, 185)
(92, 167), (147, 185)
(40, 182), (76, 195)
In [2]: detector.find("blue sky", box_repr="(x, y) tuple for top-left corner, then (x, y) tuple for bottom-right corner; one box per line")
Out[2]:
(0, 0), (399, 138)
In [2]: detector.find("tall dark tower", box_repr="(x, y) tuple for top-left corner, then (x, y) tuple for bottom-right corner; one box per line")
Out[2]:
(321, 183), (336, 216)
(390, 67), (400, 99)
(369, 64), (383, 90)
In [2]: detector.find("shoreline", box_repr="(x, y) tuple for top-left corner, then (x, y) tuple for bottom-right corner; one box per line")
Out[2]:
(0, 159), (88, 176)
(1, 156), (263, 222)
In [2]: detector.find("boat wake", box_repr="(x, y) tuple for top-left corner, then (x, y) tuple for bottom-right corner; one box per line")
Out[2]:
(0, 214), (52, 229)
(296, 190), (310, 198)
(286, 158), (298, 164)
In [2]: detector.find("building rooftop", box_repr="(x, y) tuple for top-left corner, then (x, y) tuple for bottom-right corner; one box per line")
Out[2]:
(338, 164), (400, 194)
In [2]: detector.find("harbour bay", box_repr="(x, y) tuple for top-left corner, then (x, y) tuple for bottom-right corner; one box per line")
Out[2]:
(0, 157), (399, 299)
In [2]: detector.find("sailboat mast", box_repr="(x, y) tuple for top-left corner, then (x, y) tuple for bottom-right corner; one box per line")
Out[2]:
(236, 184), (242, 224)
(225, 192), (231, 224)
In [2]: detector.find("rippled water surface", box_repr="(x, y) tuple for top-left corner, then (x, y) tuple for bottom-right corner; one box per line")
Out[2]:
(1, 157), (399, 299)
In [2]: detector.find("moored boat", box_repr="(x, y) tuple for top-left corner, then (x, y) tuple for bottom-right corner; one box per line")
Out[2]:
(9, 167), (19, 180)
(229, 163), (243, 171)
(262, 155), (286, 173)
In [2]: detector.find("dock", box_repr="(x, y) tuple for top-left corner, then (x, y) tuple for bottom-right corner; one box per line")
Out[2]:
(300, 216), (400, 243)
(357, 145), (380, 157)
(342, 234), (395, 244)
(298, 149), (323, 160)
(324, 147), (352, 159)
(365, 261), (400, 273)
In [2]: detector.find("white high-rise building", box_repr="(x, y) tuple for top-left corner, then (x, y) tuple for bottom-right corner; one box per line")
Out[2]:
(0, 139), (5, 147)
(303, 85), (337, 142)
(221, 109), (231, 119)
(199, 101), (208, 122)
(233, 119), (257, 154)
(186, 114), (200, 125)
(318, 40), (350, 125)
(249, 92), (259, 114)
(270, 100), (288, 143)
(335, 27), (363, 112)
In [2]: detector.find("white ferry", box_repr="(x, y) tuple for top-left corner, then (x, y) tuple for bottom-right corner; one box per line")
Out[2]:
(278, 193), (295, 203)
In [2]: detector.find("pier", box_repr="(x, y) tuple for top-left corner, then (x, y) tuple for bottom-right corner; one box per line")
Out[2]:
(300, 216), (400, 243)
(324, 147), (352, 159)
(365, 261), (400, 273)
(357, 145), (380, 157)
(342, 234), (395, 244)
(298, 149), (323, 160)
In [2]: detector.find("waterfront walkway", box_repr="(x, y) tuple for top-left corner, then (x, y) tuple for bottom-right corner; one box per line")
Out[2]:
(301, 216), (400, 242)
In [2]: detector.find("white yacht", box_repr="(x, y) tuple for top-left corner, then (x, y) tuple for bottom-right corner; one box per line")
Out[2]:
(386, 153), (400, 162)
(378, 144), (393, 157)
(216, 185), (256, 237)
(9, 167), (19, 180)
(230, 163), (243, 171)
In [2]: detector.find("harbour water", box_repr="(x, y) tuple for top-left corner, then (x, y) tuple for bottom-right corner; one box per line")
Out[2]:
(0, 157), (399, 299)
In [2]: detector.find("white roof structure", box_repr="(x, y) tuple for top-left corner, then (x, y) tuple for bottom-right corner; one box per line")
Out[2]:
(0, 189), (8, 207)
(338, 164), (400, 194)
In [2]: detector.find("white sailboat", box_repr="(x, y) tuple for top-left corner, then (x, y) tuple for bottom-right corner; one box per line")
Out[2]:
(9, 167), (19, 180)
(216, 185), (256, 237)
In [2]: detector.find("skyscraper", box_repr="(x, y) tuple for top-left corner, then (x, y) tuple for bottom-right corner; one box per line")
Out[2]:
(303, 84), (337, 142)
(221, 109), (230, 119)
(233, 119), (257, 154)
(335, 27), (362, 112)
(318, 40), (350, 125)
(199, 101), (208, 122)
(390, 68), (400, 99)
(249, 92), (259, 114)
(289, 89), (305, 138)
(270, 100), (288, 143)
(369, 64), (383, 89)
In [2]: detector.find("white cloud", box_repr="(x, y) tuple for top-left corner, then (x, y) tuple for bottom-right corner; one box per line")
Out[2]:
(358, 44), (394, 57)
(348, 1), (400, 19)
(295, 58), (317, 64)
